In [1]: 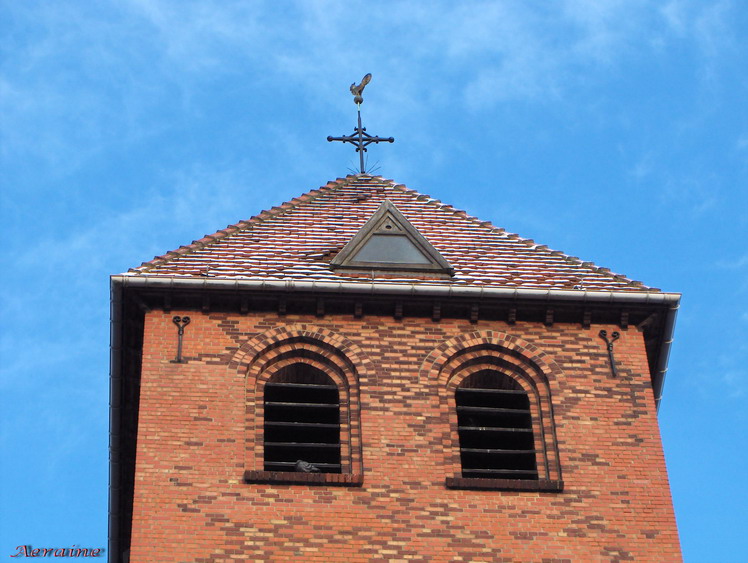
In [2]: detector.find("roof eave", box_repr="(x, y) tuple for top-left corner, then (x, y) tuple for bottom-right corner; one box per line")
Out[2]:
(111, 274), (677, 303)
(110, 275), (679, 409)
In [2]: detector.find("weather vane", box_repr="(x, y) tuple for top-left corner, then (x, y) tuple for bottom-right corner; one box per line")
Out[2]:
(327, 73), (394, 174)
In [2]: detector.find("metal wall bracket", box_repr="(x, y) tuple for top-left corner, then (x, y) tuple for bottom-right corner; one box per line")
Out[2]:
(599, 329), (620, 377)
(470, 303), (479, 324)
(620, 310), (629, 329)
(582, 309), (592, 328)
(432, 302), (442, 322)
(544, 308), (554, 327)
(171, 316), (191, 363)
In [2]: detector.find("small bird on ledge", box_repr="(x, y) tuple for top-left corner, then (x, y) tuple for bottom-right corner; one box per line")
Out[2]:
(295, 459), (320, 473)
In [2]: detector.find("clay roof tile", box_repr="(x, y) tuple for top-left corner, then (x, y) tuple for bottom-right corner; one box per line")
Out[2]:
(126, 175), (657, 292)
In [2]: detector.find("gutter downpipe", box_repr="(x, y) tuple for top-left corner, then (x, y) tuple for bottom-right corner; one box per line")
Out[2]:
(653, 300), (679, 411)
(109, 280), (123, 563)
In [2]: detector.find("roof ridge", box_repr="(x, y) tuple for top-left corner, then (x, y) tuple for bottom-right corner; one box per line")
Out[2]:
(131, 175), (357, 273)
(390, 179), (649, 290)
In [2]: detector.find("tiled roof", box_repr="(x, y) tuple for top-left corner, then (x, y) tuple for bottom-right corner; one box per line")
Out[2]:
(127, 175), (656, 292)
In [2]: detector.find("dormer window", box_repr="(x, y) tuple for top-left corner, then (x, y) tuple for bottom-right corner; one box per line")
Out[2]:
(331, 200), (453, 275)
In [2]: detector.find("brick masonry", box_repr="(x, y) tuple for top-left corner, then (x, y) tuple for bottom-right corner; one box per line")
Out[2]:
(129, 308), (681, 562)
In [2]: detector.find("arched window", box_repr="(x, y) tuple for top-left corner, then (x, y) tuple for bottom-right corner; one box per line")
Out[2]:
(456, 371), (538, 480)
(424, 331), (563, 492)
(264, 364), (341, 473)
(240, 326), (366, 487)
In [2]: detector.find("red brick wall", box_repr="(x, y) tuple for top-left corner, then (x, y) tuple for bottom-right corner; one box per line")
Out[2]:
(130, 309), (681, 562)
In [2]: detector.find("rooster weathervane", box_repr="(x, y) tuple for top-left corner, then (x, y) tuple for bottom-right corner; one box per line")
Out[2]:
(327, 73), (394, 174)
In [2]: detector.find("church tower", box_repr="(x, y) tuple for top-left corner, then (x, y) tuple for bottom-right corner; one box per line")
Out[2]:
(109, 81), (681, 561)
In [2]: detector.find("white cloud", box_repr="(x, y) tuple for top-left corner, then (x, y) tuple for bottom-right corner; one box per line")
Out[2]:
(723, 369), (746, 399)
(661, 0), (688, 35)
(630, 152), (655, 180)
(562, 0), (646, 60)
(686, 344), (748, 404)
(736, 134), (748, 152)
(716, 254), (748, 270)
(693, 1), (734, 58)
(4, 0), (740, 175)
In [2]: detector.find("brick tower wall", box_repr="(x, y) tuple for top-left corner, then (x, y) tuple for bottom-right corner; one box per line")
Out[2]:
(129, 309), (681, 562)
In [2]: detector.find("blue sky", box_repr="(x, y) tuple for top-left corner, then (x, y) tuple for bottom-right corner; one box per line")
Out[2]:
(1, 1), (746, 560)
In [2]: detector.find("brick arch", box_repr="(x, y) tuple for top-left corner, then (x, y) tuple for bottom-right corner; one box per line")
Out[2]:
(419, 330), (563, 387)
(229, 323), (376, 385)
(420, 330), (563, 489)
(232, 324), (370, 479)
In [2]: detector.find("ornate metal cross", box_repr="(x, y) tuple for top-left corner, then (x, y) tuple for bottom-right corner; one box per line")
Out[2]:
(327, 73), (394, 174)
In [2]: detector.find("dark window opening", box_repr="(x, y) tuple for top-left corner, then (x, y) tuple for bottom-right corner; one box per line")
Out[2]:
(456, 371), (538, 480)
(264, 364), (341, 473)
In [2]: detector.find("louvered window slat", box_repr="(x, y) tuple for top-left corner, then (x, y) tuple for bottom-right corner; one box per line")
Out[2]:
(456, 371), (538, 480)
(264, 365), (341, 473)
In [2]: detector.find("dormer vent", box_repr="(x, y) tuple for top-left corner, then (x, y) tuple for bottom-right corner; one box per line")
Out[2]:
(331, 200), (453, 275)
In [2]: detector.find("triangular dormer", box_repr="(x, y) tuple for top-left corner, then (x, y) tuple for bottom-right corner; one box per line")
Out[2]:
(331, 199), (454, 276)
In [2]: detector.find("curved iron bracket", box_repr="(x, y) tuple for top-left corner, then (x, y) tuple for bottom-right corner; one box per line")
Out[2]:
(599, 329), (620, 378)
(171, 315), (191, 363)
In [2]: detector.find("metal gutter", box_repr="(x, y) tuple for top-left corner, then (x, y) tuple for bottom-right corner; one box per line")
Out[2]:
(110, 275), (681, 307)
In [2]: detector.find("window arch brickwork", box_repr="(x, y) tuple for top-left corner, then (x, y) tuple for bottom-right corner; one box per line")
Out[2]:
(231, 324), (370, 486)
(421, 330), (563, 491)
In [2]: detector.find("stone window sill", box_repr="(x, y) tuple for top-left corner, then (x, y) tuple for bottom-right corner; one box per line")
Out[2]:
(244, 470), (363, 487)
(445, 476), (563, 492)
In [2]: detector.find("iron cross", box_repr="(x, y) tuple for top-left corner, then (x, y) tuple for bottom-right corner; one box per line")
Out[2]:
(327, 73), (394, 174)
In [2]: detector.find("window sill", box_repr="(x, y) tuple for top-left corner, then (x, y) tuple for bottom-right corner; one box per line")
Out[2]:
(244, 470), (363, 487)
(445, 477), (563, 492)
